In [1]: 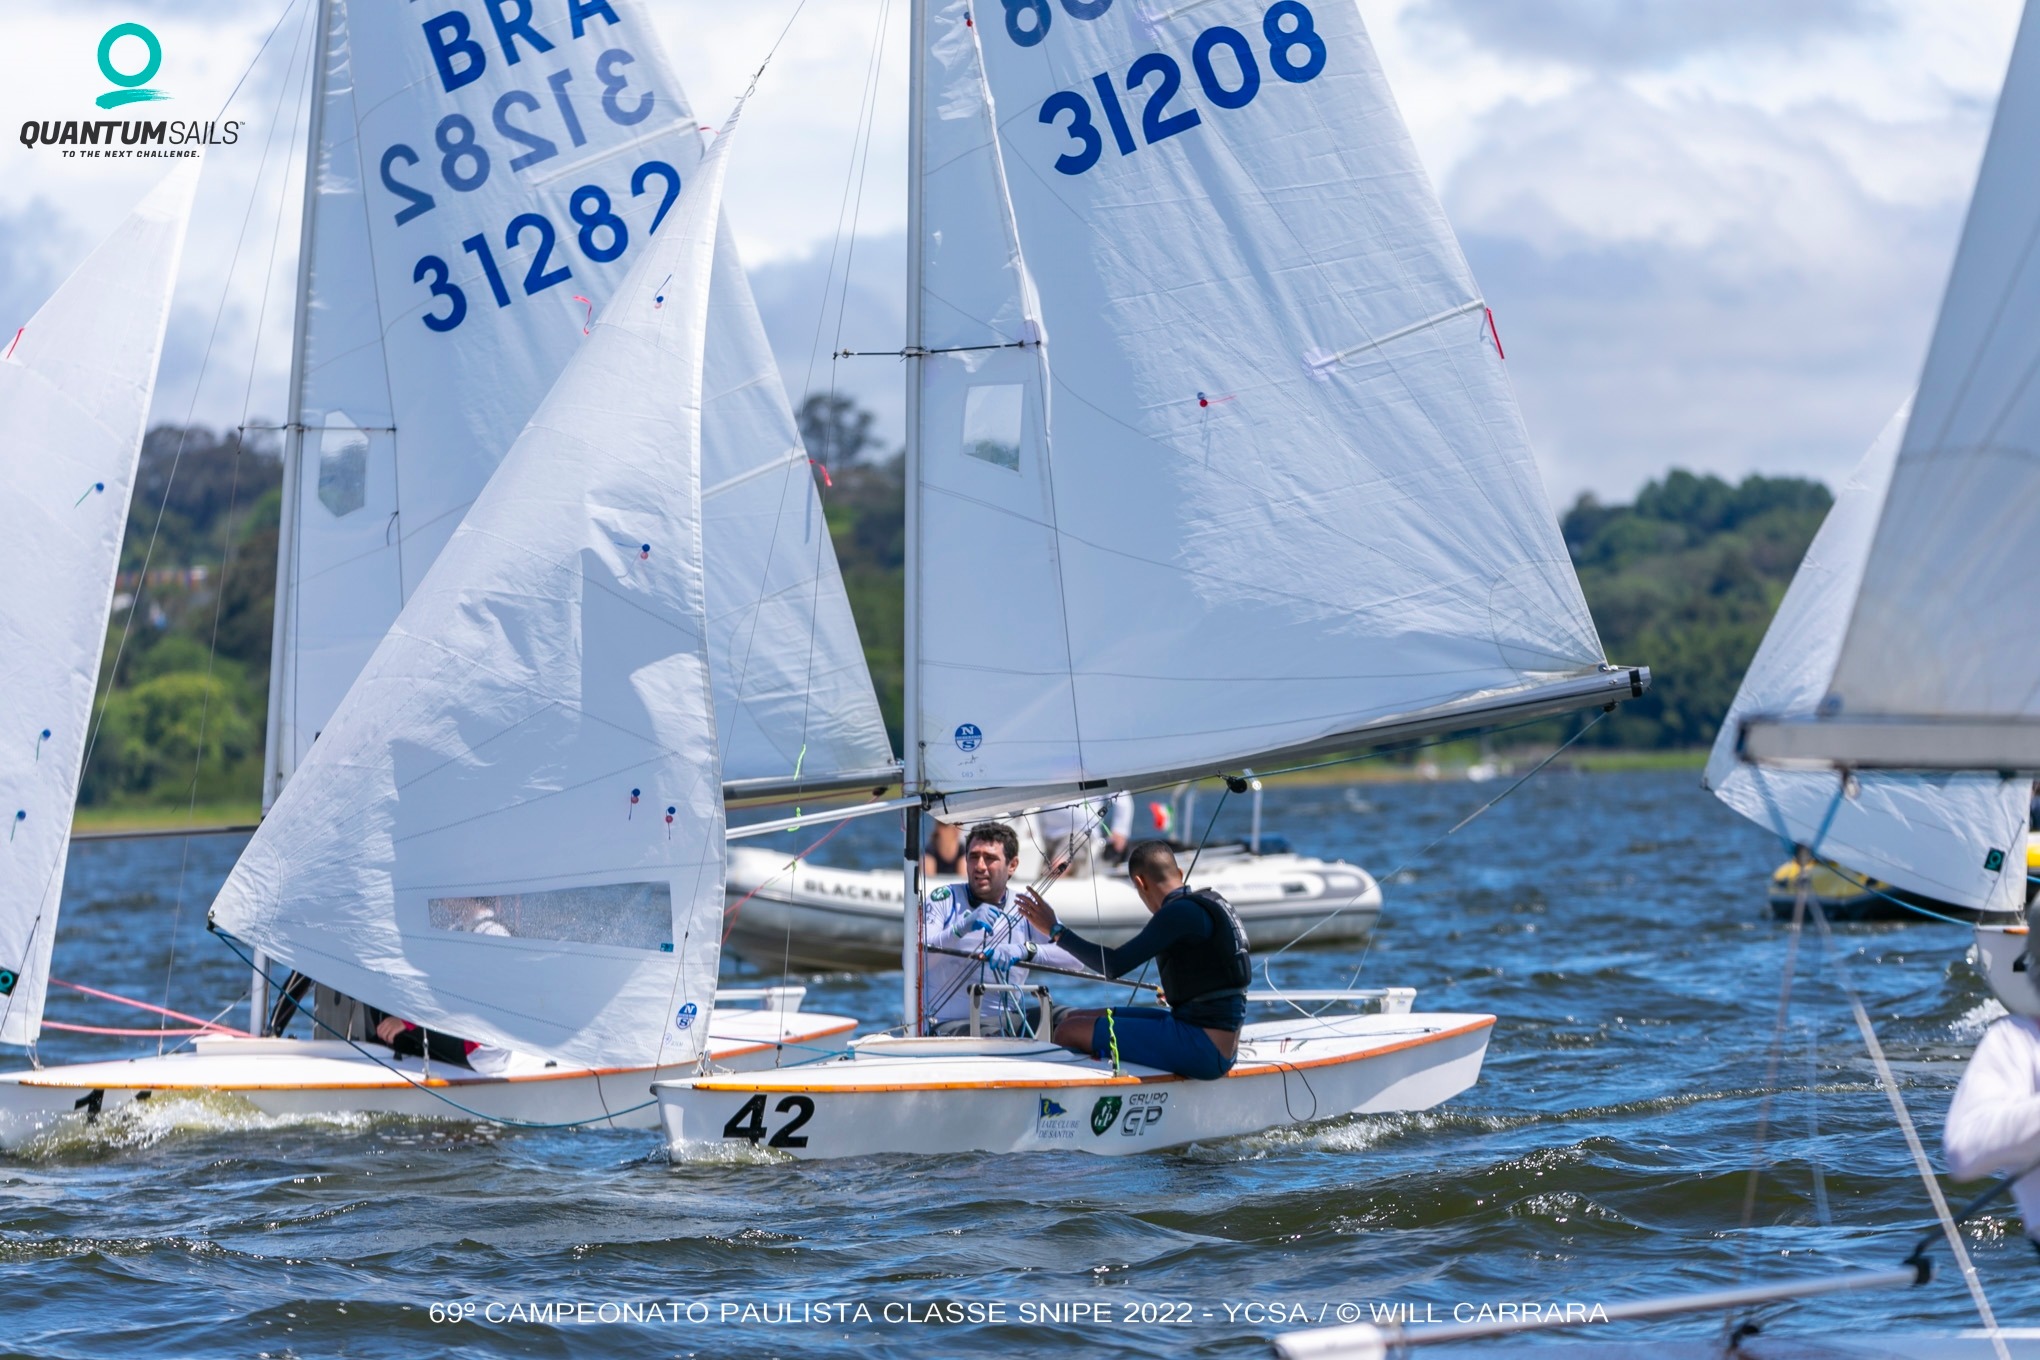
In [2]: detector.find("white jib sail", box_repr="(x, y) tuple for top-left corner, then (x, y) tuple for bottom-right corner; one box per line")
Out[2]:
(269, 0), (887, 805)
(1818, 1), (2040, 737)
(912, 0), (1605, 800)
(212, 115), (739, 1070)
(1706, 403), (2029, 912)
(0, 164), (198, 1048)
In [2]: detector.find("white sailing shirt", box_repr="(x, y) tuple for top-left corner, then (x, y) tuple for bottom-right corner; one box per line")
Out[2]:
(1944, 1014), (2040, 1236)
(920, 883), (1084, 1028)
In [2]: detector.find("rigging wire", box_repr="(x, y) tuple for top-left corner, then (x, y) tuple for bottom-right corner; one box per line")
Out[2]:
(1805, 899), (2007, 1356)
(1727, 855), (1814, 1326)
(710, 0), (887, 967)
(1252, 711), (1611, 1032)
(1743, 772), (2004, 1348)
(208, 930), (865, 1131)
(163, 0), (323, 1050)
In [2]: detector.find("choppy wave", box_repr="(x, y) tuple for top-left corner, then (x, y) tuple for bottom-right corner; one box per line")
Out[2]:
(13, 773), (2034, 1358)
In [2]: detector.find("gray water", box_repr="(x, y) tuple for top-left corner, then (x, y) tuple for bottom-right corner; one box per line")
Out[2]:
(6, 769), (2035, 1357)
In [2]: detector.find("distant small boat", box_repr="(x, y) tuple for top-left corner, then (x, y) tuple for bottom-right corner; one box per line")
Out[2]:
(723, 840), (1383, 973)
(1765, 840), (2039, 922)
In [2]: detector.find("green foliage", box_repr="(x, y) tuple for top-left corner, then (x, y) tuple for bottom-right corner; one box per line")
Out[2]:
(800, 392), (905, 750)
(1562, 469), (1832, 749)
(80, 671), (261, 807)
(81, 425), (280, 808)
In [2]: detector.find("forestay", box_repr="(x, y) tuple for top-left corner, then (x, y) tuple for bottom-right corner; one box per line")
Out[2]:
(213, 116), (738, 1070)
(0, 165), (197, 1048)
(912, 0), (1607, 805)
(1750, 2), (2040, 768)
(270, 0), (887, 805)
(1706, 403), (2029, 911)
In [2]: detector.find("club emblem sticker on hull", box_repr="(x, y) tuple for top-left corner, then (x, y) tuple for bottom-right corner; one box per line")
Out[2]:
(1090, 1095), (1121, 1136)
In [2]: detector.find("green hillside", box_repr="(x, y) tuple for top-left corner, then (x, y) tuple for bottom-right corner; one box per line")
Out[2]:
(80, 426), (279, 809)
(1562, 470), (1831, 749)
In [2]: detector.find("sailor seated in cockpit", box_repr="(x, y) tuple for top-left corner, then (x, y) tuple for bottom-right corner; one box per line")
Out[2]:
(1945, 903), (2040, 1243)
(921, 821), (1085, 1036)
(1018, 841), (1250, 1081)
(268, 972), (529, 1075)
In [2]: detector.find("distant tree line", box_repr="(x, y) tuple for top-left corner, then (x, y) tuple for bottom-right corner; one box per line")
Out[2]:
(81, 426), (279, 807)
(86, 411), (1827, 809)
(1561, 470), (1832, 748)
(792, 414), (1837, 755)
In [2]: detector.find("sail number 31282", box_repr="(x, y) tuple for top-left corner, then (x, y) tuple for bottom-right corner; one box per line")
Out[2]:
(1029, 1), (1325, 176)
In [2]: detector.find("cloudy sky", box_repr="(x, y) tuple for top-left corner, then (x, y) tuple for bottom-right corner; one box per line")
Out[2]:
(0, 0), (2022, 506)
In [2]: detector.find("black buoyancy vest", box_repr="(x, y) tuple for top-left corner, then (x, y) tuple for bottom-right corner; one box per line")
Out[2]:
(1156, 888), (1252, 1010)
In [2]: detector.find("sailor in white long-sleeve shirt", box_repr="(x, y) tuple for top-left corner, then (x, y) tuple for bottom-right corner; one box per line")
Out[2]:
(1944, 908), (2040, 1239)
(921, 821), (1086, 1034)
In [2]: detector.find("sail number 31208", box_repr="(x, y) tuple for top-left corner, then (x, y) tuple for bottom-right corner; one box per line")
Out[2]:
(1029, 1), (1326, 176)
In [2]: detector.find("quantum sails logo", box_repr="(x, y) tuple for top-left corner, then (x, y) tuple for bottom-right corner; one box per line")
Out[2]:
(18, 23), (242, 159)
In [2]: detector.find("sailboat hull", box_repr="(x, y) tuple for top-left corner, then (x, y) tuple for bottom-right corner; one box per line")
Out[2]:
(0, 1008), (856, 1150)
(654, 1012), (1492, 1160)
(723, 846), (1383, 971)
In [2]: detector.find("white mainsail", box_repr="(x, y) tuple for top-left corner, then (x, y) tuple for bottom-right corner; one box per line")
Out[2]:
(0, 165), (198, 1048)
(1745, 2), (2040, 769)
(269, 0), (888, 808)
(212, 114), (739, 1070)
(909, 0), (1620, 810)
(1706, 402), (2029, 910)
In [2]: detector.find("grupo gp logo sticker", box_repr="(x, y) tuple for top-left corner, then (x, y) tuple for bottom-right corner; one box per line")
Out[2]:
(1089, 1095), (1121, 1136)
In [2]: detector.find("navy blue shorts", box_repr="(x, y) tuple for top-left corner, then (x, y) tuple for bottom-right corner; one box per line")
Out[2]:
(1089, 1006), (1235, 1081)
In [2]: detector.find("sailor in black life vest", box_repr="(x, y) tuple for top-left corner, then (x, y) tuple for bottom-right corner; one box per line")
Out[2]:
(1018, 840), (1250, 1080)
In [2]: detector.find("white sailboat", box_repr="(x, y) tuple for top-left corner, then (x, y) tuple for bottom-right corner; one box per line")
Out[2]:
(1706, 401), (2031, 920)
(0, 1), (871, 1145)
(265, 0), (894, 821)
(0, 164), (199, 1055)
(1279, 6), (2040, 1346)
(655, 0), (1647, 1160)
(0, 92), (796, 1148)
(1740, 6), (2040, 776)
(1735, 0), (2040, 1005)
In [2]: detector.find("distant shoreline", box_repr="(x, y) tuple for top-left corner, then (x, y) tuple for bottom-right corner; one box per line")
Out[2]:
(70, 802), (260, 839)
(69, 751), (1708, 838)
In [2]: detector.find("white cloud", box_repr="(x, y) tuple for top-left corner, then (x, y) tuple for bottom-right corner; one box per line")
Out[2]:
(1362, 0), (2023, 503)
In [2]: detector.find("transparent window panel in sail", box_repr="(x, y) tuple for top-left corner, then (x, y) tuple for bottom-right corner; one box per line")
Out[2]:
(429, 882), (674, 952)
(962, 383), (1023, 471)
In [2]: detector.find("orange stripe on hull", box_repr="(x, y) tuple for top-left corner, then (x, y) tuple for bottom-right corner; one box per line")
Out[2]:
(683, 1016), (1497, 1095)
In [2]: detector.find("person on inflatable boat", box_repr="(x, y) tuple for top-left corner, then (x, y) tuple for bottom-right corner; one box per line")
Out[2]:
(1019, 840), (1250, 1080)
(1945, 904), (2040, 1243)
